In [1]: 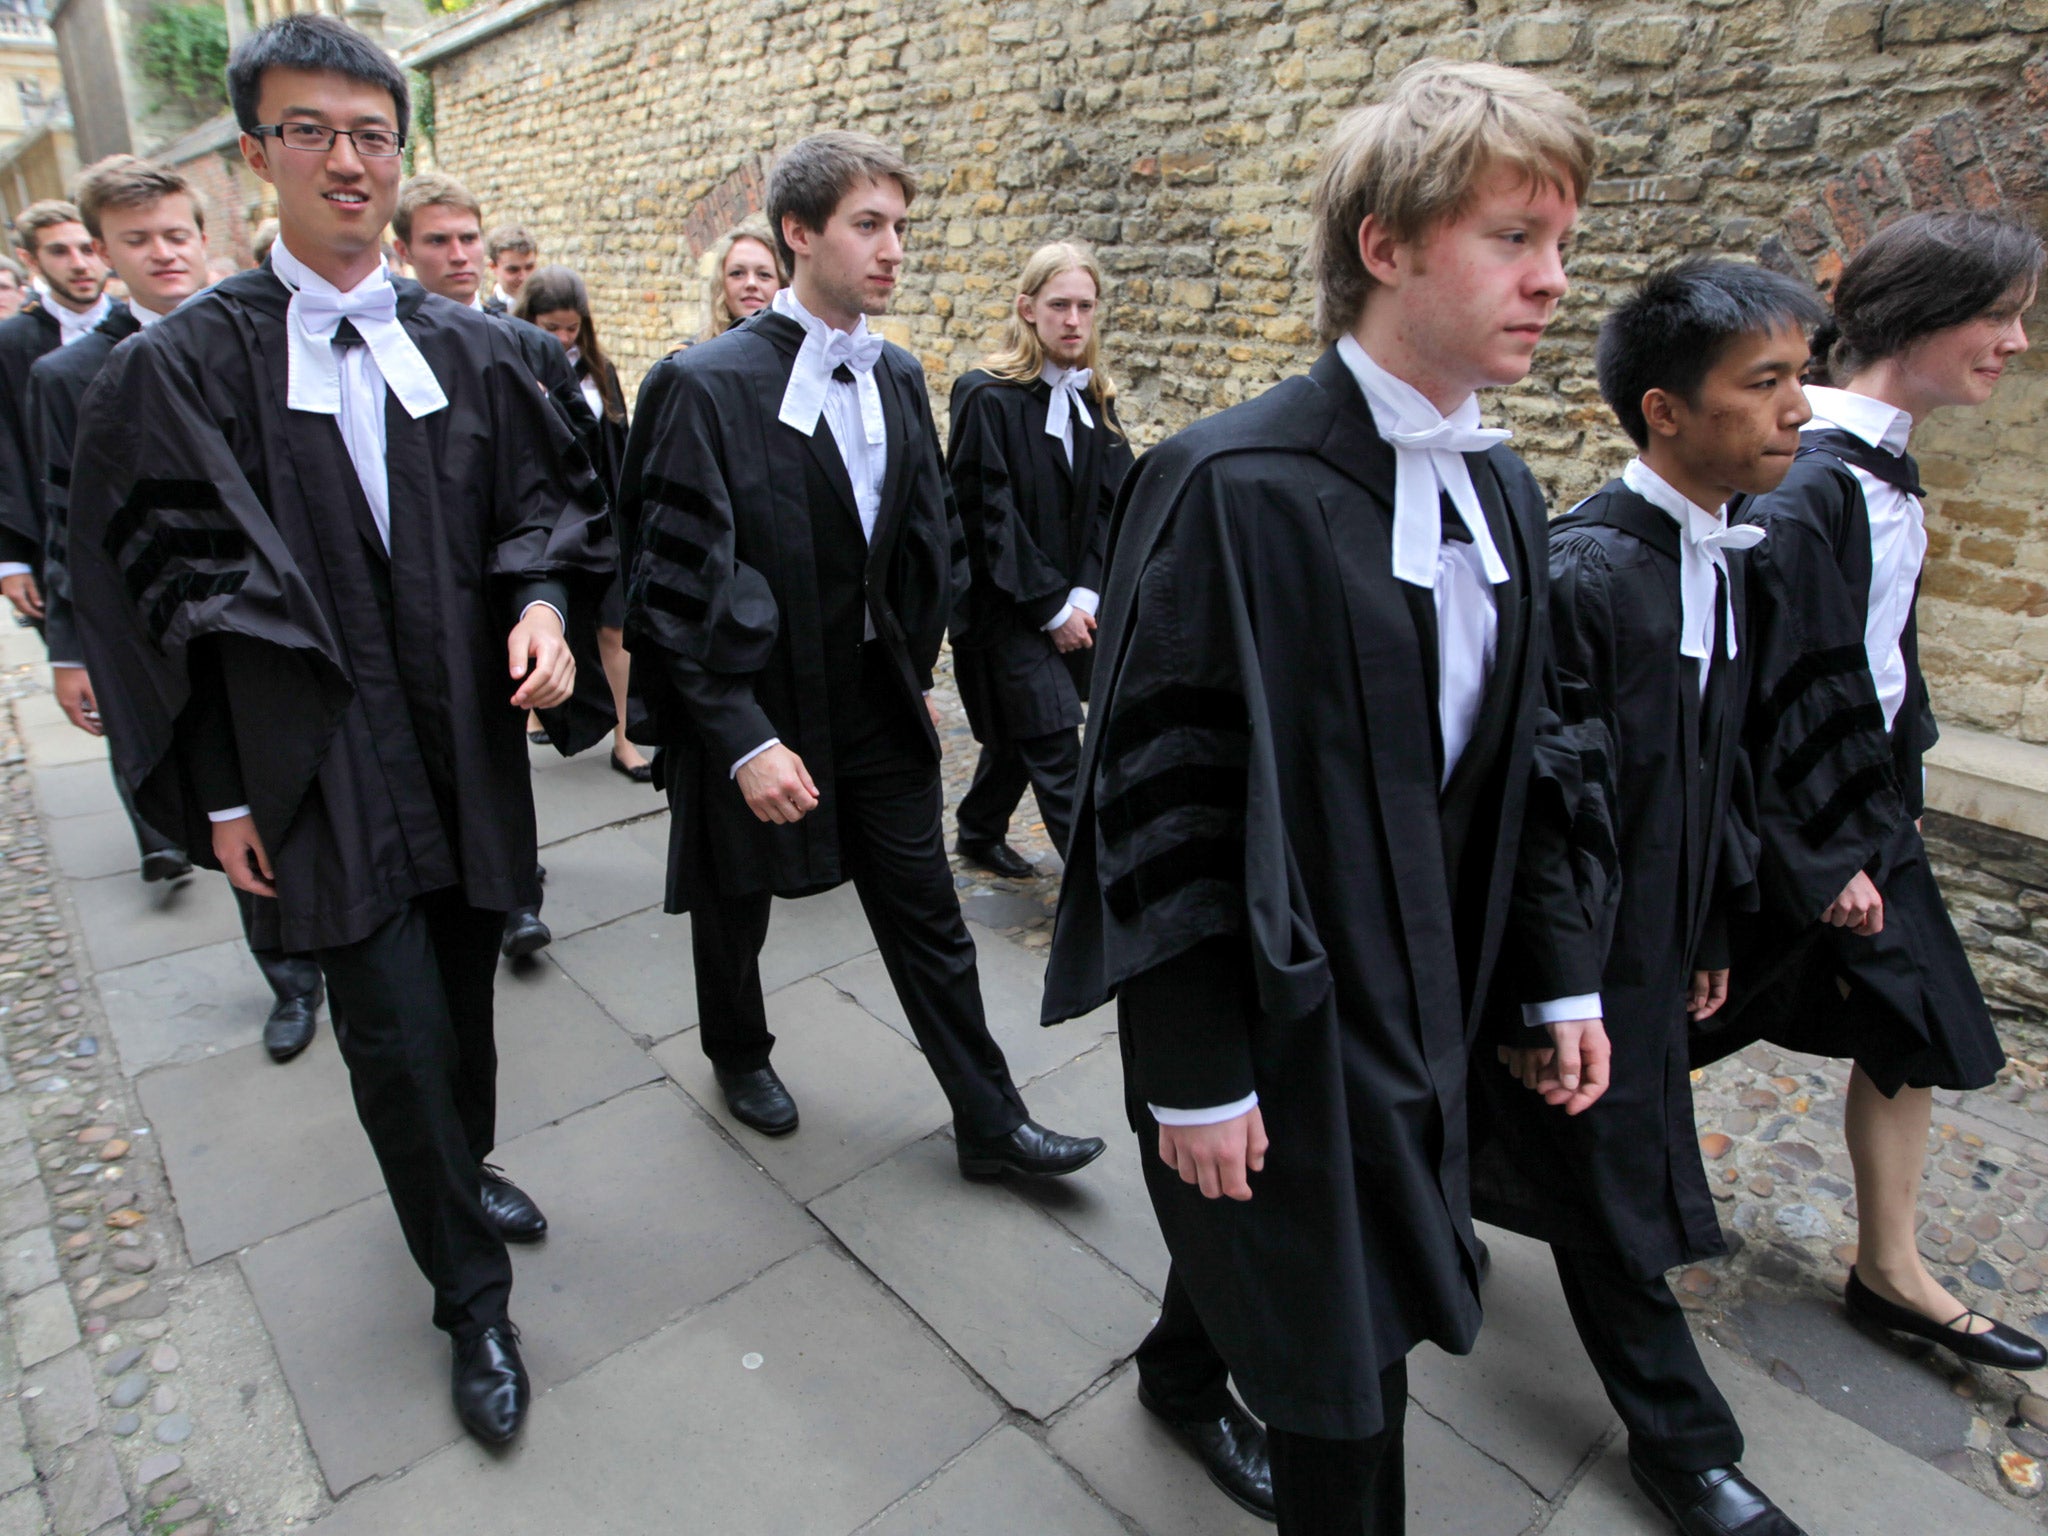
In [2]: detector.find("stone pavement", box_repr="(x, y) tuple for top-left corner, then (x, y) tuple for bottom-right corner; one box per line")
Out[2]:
(0, 620), (2029, 1534)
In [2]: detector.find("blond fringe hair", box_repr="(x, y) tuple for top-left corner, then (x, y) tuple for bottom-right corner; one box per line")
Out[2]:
(699, 224), (785, 342)
(979, 242), (1118, 413)
(1309, 59), (1595, 342)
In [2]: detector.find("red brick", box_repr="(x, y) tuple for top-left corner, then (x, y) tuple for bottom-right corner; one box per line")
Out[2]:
(1820, 180), (1873, 251)
(1956, 159), (2006, 210)
(1129, 154), (1160, 180)
(1896, 125), (1960, 209)
(1782, 203), (1831, 257)
(1852, 152), (1906, 211)
(1814, 249), (1845, 295)
(1932, 110), (1986, 167)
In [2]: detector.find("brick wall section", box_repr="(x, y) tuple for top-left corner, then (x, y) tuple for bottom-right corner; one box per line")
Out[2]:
(417, 0), (2048, 740)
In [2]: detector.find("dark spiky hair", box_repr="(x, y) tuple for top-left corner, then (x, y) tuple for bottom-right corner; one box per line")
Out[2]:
(227, 15), (408, 136)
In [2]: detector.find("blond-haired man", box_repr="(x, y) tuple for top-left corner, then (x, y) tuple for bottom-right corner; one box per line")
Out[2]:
(1045, 61), (1610, 1533)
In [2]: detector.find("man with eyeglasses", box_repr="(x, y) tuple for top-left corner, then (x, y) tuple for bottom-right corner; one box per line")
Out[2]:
(65, 15), (615, 1447)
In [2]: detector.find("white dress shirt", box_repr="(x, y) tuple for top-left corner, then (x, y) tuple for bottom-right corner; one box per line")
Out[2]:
(53, 292), (112, 346)
(493, 284), (517, 310)
(1620, 459), (1765, 699)
(1035, 361), (1101, 635)
(1802, 386), (1926, 733)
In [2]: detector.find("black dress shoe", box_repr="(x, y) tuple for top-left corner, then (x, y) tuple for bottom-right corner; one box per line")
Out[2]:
(1844, 1265), (2047, 1370)
(479, 1164), (547, 1243)
(1475, 1238), (1493, 1285)
(1629, 1455), (1805, 1536)
(610, 751), (654, 784)
(957, 1119), (1106, 1179)
(140, 849), (192, 883)
(500, 909), (552, 961)
(262, 987), (321, 1063)
(451, 1323), (530, 1444)
(1137, 1383), (1276, 1522)
(526, 727), (550, 745)
(954, 837), (1037, 879)
(715, 1065), (799, 1136)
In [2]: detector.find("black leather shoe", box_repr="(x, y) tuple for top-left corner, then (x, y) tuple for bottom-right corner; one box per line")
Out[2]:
(262, 987), (321, 1064)
(479, 1164), (547, 1243)
(1137, 1383), (1275, 1521)
(140, 849), (192, 883)
(610, 751), (654, 784)
(1476, 1238), (1493, 1285)
(1629, 1455), (1805, 1536)
(715, 1065), (799, 1136)
(957, 1119), (1106, 1179)
(500, 909), (552, 961)
(1844, 1265), (2047, 1370)
(955, 838), (1037, 879)
(451, 1323), (530, 1444)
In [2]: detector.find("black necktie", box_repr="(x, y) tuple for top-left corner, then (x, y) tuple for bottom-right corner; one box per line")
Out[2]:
(1801, 428), (1923, 497)
(831, 363), (854, 385)
(332, 317), (365, 350)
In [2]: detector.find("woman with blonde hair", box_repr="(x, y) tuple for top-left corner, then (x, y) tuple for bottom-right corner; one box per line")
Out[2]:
(946, 240), (1133, 877)
(696, 222), (783, 342)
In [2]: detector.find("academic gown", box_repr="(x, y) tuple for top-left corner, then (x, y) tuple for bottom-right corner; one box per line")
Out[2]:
(66, 265), (616, 955)
(1471, 481), (1755, 1280)
(946, 369), (1134, 745)
(1041, 347), (1605, 1440)
(0, 299), (62, 568)
(615, 308), (961, 912)
(1695, 439), (2001, 1093)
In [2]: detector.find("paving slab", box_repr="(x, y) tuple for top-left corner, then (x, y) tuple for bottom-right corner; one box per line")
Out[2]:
(810, 1134), (1156, 1418)
(67, 867), (243, 972)
(1406, 1409), (1544, 1535)
(19, 1350), (95, 1455)
(17, 710), (103, 770)
(28, 762), (121, 821)
(1406, 1226), (1618, 1500)
(44, 809), (148, 883)
(517, 822), (667, 940)
(528, 745), (664, 846)
(0, 1485), (39, 1536)
(822, 921), (1117, 1087)
(653, 976), (953, 1202)
(301, 1245), (1002, 1535)
(1001, 1042), (1168, 1298)
(242, 1083), (816, 1495)
(863, 1425), (1128, 1536)
(549, 882), (877, 1043)
(143, 962), (659, 1263)
(1545, 1341), (2038, 1536)
(11, 1285), (78, 1367)
(95, 937), (296, 1078)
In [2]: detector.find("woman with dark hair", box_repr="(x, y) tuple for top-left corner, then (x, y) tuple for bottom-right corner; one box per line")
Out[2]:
(518, 265), (648, 781)
(1708, 211), (2043, 1371)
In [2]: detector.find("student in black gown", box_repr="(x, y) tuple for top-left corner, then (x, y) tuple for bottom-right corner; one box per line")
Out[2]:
(31, 154), (326, 1063)
(519, 264), (647, 784)
(484, 225), (538, 316)
(66, 17), (615, 1444)
(616, 131), (1103, 1175)
(1702, 212), (2045, 1373)
(1474, 261), (1823, 1536)
(1044, 62), (1610, 1534)
(948, 240), (1134, 878)
(0, 257), (26, 322)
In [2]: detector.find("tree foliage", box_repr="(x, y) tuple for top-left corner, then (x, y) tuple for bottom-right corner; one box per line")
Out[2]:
(136, 2), (231, 114)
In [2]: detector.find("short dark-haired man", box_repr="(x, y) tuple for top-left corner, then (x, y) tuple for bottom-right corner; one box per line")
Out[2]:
(1471, 259), (1820, 1536)
(484, 225), (537, 314)
(31, 154), (327, 1059)
(616, 131), (1103, 1175)
(69, 15), (614, 1444)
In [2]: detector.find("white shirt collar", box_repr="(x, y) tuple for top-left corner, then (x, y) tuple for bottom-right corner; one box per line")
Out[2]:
(469, 291), (486, 311)
(1039, 359), (1095, 461)
(771, 286), (886, 445)
(270, 235), (447, 421)
(132, 299), (168, 330)
(1803, 385), (1912, 455)
(53, 291), (112, 345)
(1621, 458), (1764, 670)
(494, 283), (517, 308)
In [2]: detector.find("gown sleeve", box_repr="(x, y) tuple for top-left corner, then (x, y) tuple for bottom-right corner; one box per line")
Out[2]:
(27, 360), (79, 664)
(951, 382), (1080, 628)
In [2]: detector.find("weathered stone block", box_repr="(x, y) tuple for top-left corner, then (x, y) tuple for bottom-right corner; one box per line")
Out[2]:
(1882, 0), (2001, 44)
(1497, 17), (1582, 65)
(1753, 110), (1821, 150)
(1594, 17), (1690, 67)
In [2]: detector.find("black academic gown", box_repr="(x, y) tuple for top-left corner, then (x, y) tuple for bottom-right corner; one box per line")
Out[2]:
(0, 299), (63, 568)
(1697, 436), (2001, 1094)
(947, 369), (1134, 744)
(615, 309), (960, 912)
(1472, 481), (1755, 1279)
(67, 266), (616, 954)
(1042, 347), (1605, 1440)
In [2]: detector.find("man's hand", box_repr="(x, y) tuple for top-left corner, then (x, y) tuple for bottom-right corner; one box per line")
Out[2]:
(1157, 1106), (1268, 1201)
(212, 814), (275, 896)
(1688, 968), (1730, 1022)
(1511, 1017), (1610, 1115)
(1, 572), (42, 622)
(508, 606), (574, 711)
(52, 668), (101, 736)
(1822, 870), (1883, 935)
(1049, 610), (1095, 654)
(737, 744), (819, 824)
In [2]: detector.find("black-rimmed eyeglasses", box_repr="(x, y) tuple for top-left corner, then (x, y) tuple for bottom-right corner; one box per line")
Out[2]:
(252, 123), (406, 157)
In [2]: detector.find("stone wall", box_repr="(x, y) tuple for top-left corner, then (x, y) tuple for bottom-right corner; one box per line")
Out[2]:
(411, 0), (2048, 739)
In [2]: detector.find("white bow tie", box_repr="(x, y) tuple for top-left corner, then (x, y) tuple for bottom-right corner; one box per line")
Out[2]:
(1044, 366), (1095, 445)
(272, 242), (447, 421)
(774, 294), (886, 447)
(1680, 519), (1765, 663)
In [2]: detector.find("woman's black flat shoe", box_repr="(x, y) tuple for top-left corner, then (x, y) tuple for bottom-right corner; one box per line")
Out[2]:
(610, 752), (653, 784)
(1845, 1266), (2046, 1370)
(527, 728), (550, 745)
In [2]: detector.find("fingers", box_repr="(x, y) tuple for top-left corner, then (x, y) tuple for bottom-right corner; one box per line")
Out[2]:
(1863, 896), (1883, 935)
(1246, 1107), (1268, 1173)
(1552, 1029), (1582, 1093)
(507, 627), (530, 682)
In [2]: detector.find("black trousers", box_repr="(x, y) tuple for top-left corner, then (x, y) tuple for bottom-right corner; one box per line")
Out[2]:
(1552, 1246), (1742, 1473)
(316, 888), (511, 1337)
(691, 757), (1028, 1141)
(252, 947), (322, 1004)
(955, 728), (1080, 859)
(1135, 1264), (1237, 1418)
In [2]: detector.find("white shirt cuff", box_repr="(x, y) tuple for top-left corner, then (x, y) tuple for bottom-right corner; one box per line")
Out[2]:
(1041, 603), (1075, 633)
(49, 661), (83, 670)
(1069, 587), (1100, 617)
(0, 563), (31, 579)
(1150, 1091), (1260, 1126)
(207, 806), (252, 823)
(731, 738), (780, 778)
(1522, 994), (1603, 1028)
(519, 600), (567, 631)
